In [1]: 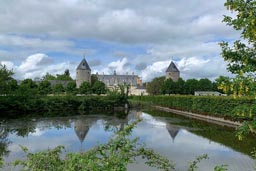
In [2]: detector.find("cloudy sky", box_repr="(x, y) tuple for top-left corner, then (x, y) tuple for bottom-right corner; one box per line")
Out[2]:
(0, 0), (239, 81)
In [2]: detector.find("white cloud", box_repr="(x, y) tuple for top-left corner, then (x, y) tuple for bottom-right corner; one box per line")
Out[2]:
(139, 56), (232, 82)
(0, 61), (14, 70)
(141, 60), (170, 81)
(93, 57), (133, 75)
(0, 0), (239, 80)
(4, 53), (77, 80)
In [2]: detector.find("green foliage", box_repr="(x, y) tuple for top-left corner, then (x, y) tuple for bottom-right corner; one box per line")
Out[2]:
(65, 81), (77, 95)
(42, 70), (73, 81)
(184, 79), (199, 95)
(198, 78), (213, 91)
(214, 165), (228, 171)
(0, 95), (128, 117)
(146, 76), (166, 95)
(0, 64), (14, 94)
(188, 154), (208, 171)
(147, 77), (217, 95)
(130, 95), (255, 121)
(221, 0), (256, 74)
(79, 81), (91, 94)
(38, 80), (52, 95)
(42, 72), (56, 81)
(91, 74), (99, 85)
(13, 120), (174, 171)
(7, 79), (18, 93)
(52, 83), (65, 94)
(19, 79), (38, 95)
(91, 80), (107, 95)
(161, 78), (175, 95)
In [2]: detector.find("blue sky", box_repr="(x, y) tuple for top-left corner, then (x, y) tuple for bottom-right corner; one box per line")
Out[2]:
(0, 0), (239, 81)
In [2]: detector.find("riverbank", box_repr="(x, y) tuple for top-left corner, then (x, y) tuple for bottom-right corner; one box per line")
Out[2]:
(155, 106), (242, 128)
(129, 95), (255, 126)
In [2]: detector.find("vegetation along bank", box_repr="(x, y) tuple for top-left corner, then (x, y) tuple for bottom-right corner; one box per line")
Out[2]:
(130, 95), (256, 122)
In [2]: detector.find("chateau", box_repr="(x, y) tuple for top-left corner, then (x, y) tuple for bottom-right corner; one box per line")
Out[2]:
(76, 58), (180, 95)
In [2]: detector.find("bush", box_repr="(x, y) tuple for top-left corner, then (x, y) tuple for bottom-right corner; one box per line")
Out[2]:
(130, 95), (255, 120)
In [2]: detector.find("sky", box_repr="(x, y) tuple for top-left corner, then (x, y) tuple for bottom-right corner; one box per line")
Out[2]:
(0, 0), (240, 82)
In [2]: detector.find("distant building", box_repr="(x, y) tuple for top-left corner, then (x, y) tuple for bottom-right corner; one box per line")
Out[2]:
(76, 58), (91, 88)
(166, 61), (180, 82)
(194, 91), (226, 96)
(96, 71), (141, 88)
(75, 58), (146, 95)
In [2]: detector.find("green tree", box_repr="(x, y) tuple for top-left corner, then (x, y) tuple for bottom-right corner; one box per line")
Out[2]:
(161, 78), (175, 95)
(56, 69), (73, 81)
(38, 80), (52, 95)
(0, 64), (14, 94)
(19, 79), (38, 95)
(66, 81), (77, 95)
(91, 74), (99, 85)
(146, 76), (165, 95)
(42, 73), (56, 81)
(174, 78), (185, 94)
(184, 79), (199, 95)
(215, 76), (233, 95)
(64, 69), (70, 77)
(92, 80), (107, 95)
(79, 81), (91, 94)
(220, 0), (256, 75)
(198, 78), (213, 91)
(6, 79), (18, 94)
(52, 83), (65, 94)
(220, 0), (256, 140)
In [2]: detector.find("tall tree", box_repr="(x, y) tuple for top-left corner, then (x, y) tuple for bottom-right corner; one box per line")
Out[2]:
(19, 79), (38, 95)
(38, 80), (52, 95)
(146, 76), (165, 95)
(184, 79), (199, 95)
(220, 0), (256, 96)
(221, 0), (256, 74)
(66, 81), (77, 95)
(198, 78), (213, 91)
(64, 69), (70, 76)
(52, 83), (65, 94)
(174, 78), (185, 94)
(92, 80), (107, 95)
(161, 78), (175, 95)
(79, 82), (91, 94)
(0, 64), (14, 94)
(42, 73), (56, 81)
(221, 0), (256, 137)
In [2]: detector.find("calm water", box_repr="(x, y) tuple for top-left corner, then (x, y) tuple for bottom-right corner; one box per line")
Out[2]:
(0, 110), (255, 171)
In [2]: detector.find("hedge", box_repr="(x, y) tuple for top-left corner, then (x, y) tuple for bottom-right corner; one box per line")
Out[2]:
(0, 95), (128, 118)
(130, 95), (256, 121)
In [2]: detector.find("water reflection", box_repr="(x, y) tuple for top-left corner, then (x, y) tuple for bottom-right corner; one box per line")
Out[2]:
(0, 110), (255, 171)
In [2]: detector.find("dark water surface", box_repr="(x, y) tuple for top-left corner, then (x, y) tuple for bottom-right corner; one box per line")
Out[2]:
(0, 109), (255, 171)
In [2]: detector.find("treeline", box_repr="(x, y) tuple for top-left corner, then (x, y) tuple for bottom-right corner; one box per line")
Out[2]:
(0, 95), (128, 117)
(146, 76), (220, 95)
(0, 66), (107, 96)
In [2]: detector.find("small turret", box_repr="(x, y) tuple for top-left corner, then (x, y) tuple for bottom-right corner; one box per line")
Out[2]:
(76, 58), (91, 88)
(166, 61), (180, 82)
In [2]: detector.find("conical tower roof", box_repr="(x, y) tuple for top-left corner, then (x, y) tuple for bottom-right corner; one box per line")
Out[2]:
(77, 58), (91, 71)
(74, 120), (90, 143)
(166, 124), (180, 143)
(166, 61), (179, 72)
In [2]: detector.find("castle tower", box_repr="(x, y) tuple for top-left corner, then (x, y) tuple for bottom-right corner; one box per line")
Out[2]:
(166, 61), (180, 82)
(76, 58), (91, 88)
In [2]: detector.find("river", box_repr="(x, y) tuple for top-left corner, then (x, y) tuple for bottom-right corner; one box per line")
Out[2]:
(0, 109), (255, 171)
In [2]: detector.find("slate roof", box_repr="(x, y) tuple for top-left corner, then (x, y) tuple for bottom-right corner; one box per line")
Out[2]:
(77, 58), (91, 71)
(166, 61), (179, 72)
(97, 74), (139, 86)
